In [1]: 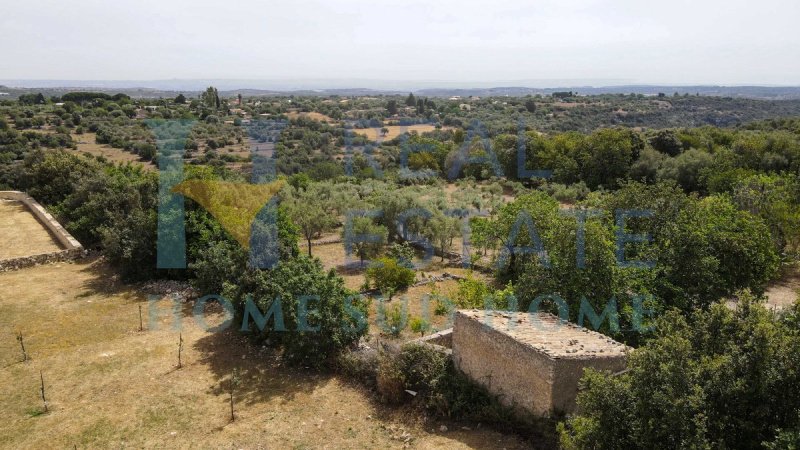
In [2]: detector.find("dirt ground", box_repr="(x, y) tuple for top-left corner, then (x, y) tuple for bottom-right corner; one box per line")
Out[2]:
(0, 200), (63, 259)
(763, 265), (800, 309)
(0, 259), (531, 449)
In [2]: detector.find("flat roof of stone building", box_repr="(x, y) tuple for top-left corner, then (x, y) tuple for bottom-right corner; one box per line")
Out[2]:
(456, 309), (630, 360)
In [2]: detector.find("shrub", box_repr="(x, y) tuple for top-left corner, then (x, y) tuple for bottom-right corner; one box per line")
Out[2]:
(365, 257), (416, 299)
(378, 301), (407, 336)
(228, 257), (369, 368)
(386, 242), (416, 268)
(409, 316), (431, 336)
(377, 344), (556, 444)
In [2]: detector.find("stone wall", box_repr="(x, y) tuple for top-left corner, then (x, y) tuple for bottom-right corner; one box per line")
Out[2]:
(0, 249), (85, 272)
(0, 191), (85, 272)
(452, 310), (628, 417)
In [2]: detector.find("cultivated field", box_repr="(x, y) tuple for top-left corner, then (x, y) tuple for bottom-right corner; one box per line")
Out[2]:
(0, 200), (63, 259)
(71, 133), (156, 169)
(0, 259), (529, 449)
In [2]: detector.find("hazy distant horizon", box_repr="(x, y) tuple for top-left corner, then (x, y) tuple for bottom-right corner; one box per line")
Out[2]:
(2, 0), (799, 86)
(2, 78), (800, 93)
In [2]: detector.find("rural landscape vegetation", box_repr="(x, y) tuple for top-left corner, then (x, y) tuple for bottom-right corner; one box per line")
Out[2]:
(3, 1), (800, 449)
(3, 85), (800, 448)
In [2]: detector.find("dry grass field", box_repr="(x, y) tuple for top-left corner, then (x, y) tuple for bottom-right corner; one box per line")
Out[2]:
(0, 200), (63, 259)
(355, 124), (445, 141)
(0, 259), (529, 449)
(287, 111), (337, 123)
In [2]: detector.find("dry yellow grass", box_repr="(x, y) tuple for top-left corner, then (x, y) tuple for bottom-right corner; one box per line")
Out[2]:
(0, 259), (528, 449)
(287, 111), (336, 123)
(356, 124), (445, 141)
(0, 200), (63, 259)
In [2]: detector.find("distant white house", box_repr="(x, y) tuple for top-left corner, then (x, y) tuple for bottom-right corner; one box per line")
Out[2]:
(0, 92), (9, 96)
(54, 102), (65, 107)
(144, 106), (159, 111)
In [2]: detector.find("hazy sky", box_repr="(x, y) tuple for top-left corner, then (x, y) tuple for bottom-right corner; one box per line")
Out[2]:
(2, 0), (799, 86)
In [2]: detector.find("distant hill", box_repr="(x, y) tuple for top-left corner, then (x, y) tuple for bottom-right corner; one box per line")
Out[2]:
(2, 80), (800, 100)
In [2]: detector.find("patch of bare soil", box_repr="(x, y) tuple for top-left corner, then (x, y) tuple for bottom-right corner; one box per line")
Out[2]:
(764, 265), (800, 309)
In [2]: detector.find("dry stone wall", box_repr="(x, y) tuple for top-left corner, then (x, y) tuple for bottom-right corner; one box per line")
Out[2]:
(0, 191), (85, 272)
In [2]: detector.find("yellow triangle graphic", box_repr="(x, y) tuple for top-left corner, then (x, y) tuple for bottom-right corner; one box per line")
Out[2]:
(171, 179), (285, 249)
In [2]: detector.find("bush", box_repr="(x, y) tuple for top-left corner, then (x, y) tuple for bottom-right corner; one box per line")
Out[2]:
(409, 316), (431, 336)
(378, 301), (407, 336)
(454, 276), (491, 309)
(377, 344), (555, 443)
(386, 242), (416, 268)
(228, 257), (369, 368)
(365, 257), (416, 299)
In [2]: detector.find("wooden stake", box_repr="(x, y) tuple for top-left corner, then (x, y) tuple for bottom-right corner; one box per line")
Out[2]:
(229, 368), (239, 422)
(229, 386), (235, 422)
(17, 332), (28, 362)
(138, 305), (143, 332)
(40, 370), (48, 413)
(177, 333), (183, 369)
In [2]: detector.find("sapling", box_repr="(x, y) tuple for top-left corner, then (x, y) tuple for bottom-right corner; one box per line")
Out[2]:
(16, 332), (28, 362)
(39, 371), (48, 412)
(229, 368), (240, 422)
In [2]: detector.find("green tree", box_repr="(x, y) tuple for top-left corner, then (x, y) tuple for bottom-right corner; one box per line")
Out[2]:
(345, 216), (387, 267)
(524, 98), (537, 113)
(580, 128), (640, 189)
(424, 214), (461, 262)
(201, 86), (221, 110)
(387, 100), (398, 115)
(656, 195), (779, 311)
(560, 294), (800, 449)
(649, 129), (683, 156)
(286, 190), (336, 257)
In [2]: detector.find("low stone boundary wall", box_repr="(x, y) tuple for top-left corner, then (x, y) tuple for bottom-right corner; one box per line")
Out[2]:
(0, 191), (85, 272)
(0, 249), (85, 272)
